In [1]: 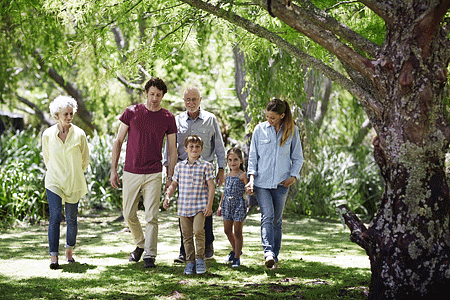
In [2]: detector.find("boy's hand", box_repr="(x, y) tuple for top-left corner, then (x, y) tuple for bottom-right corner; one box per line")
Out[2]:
(203, 204), (213, 217)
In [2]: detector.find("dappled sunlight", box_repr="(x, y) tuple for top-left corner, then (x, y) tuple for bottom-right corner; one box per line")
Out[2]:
(0, 208), (370, 299)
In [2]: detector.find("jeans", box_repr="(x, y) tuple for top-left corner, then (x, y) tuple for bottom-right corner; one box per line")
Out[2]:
(47, 189), (79, 256)
(254, 185), (289, 262)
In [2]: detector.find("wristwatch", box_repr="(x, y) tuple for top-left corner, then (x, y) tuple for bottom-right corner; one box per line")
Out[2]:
(167, 176), (172, 180)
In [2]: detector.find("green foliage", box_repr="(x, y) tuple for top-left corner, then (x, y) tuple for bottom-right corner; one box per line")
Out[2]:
(0, 129), (47, 226)
(287, 145), (382, 220)
(85, 131), (123, 210)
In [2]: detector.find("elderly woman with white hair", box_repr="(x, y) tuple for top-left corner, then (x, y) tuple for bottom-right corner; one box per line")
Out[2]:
(42, 95), (89, 269)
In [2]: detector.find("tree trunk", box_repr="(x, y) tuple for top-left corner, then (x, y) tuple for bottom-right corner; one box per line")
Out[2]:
(182, 0), (450, 297)
(342, 5), (450, 298)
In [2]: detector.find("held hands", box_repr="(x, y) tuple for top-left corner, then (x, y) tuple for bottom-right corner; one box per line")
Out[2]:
(245, 181), (254, 195)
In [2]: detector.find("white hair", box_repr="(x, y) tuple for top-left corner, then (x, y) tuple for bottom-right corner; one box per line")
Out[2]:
(49, 96), (78, 120)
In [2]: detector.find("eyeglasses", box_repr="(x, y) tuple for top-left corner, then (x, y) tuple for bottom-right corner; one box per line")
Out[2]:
(184, 98), (198, 102)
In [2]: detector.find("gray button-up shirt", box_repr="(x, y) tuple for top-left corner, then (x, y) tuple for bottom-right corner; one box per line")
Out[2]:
(164, 108), (226, 168)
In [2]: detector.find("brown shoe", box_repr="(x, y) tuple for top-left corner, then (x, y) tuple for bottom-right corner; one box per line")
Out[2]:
(129, 247), (144, 262)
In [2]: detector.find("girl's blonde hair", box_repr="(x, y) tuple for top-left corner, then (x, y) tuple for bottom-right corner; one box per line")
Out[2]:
(266, 98), (295, 146)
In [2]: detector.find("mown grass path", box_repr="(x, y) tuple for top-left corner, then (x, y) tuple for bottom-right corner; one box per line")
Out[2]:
(0, 209), (370, 299)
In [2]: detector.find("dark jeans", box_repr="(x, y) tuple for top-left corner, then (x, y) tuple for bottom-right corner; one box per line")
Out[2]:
(179, 215), (214, 256)
(47, 189), (78, 256)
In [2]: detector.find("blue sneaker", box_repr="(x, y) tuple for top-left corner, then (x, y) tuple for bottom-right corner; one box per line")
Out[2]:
(224, 251), (235, 263)
(231, 258), (240, 268)
(183, 262), (195, 275)
(196, 258), (206, 274)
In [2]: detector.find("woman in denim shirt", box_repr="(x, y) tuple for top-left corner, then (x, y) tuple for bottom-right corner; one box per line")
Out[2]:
(246, 99), (303, 269)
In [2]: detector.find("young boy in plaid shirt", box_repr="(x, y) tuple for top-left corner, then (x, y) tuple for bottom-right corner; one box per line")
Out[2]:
(164, 135), (215, 274)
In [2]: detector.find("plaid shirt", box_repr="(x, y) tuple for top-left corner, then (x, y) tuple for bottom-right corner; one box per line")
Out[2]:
(173, 158), (215, 217)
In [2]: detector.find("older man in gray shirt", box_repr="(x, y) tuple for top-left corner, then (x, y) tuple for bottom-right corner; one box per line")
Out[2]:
(164, 86), (226, 262)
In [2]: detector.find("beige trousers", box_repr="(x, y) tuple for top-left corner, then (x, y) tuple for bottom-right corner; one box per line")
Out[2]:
(180, 212), (206, 263)
(122, 171), (162, 259)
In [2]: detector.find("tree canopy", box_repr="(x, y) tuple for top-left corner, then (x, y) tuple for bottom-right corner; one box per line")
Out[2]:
(3, 1), (450, 299)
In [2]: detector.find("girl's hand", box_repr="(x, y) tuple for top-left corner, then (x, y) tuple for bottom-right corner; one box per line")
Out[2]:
(217, 207), (222, 217)
(281, 176), (296, 188)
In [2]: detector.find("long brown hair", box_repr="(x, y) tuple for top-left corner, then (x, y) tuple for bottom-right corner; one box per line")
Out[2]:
(227, 148), (245, 171)
(266, 98), (295, 146)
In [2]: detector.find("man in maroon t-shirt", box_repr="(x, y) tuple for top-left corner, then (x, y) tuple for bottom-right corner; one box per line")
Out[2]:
(110, 77), (177, 268)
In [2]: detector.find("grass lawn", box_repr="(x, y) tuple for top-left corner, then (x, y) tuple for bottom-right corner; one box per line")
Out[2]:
(0, 208), (370, 299)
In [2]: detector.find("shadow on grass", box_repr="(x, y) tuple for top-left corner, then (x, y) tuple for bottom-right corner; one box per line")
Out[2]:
(0, 259), (369, 300)
(61, 262), (98, 273)
(0, 209), (370, 299)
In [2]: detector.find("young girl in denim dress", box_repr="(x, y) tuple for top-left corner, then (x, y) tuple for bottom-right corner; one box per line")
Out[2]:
(217, 148), (250, 267)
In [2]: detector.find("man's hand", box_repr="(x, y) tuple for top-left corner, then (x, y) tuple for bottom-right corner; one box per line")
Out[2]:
(163, 197), (170, 210)
(110, 170), (120, 189)
(216, 168), (225, 186)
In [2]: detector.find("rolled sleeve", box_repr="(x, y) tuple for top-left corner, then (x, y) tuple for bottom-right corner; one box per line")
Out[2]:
(289, 127), (303, 180)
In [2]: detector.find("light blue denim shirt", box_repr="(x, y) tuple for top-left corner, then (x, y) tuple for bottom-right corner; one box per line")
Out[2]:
(247, 121), (303, 189)
(163, 108), (226, 168)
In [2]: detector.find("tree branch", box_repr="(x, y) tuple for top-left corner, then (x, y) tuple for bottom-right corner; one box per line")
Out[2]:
(116, 74), (145, 91)
(358, 0), (395, 26)
(15, 93), (54, 126)
(179, 0), (383, 120)
(33, 51), (97, 131)
(257, 0), (381, 58)
(338, 204), (371, 253)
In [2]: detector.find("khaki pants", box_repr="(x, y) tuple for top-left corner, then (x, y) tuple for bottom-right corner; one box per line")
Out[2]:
(180, 212), (205, 263)
(122, 171), (162, 259)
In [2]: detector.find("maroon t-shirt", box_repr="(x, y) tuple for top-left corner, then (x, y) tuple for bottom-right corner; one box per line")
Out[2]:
(120, 104), (177, 174)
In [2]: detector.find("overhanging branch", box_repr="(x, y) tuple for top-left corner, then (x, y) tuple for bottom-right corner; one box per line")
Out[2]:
(255, 0), (381, 59)
(358, 0), (395, 26)
(33, 51), (97, 131)
(178, 0), (383, 120)
(15, 93), (54, 126)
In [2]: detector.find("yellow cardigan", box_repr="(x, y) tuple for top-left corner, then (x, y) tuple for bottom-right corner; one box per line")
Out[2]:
(42, 124), (89, 203)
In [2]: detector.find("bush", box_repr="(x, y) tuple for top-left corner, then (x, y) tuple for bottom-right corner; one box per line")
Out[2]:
(0, 129), (47, 227)
(286, 145), (383, 220)
(85, 131), (123, 210)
